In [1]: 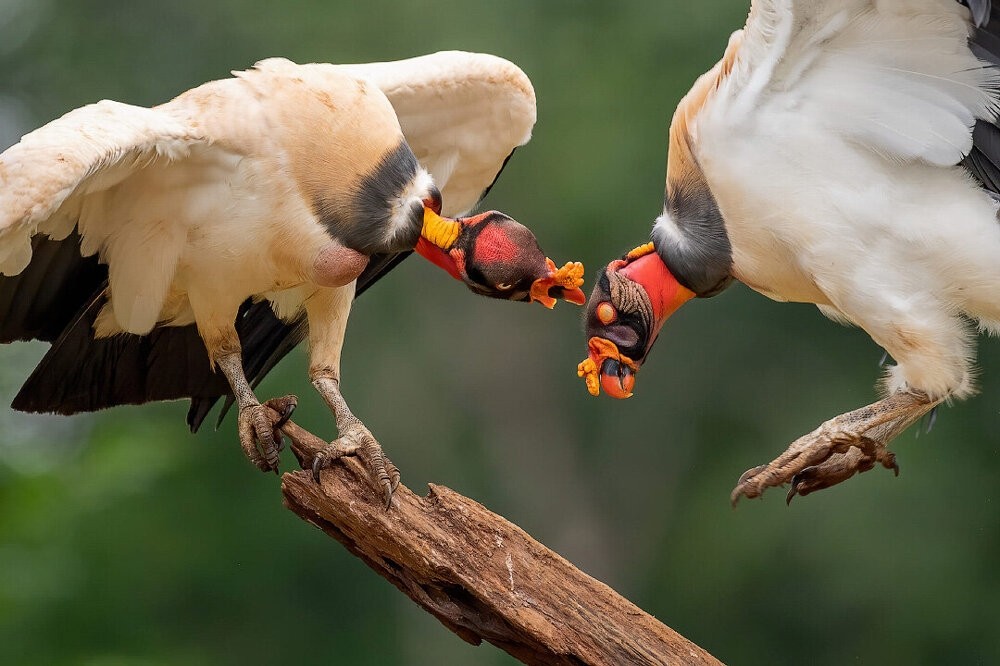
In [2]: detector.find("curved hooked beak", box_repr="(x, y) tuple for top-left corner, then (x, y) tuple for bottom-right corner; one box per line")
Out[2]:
(529, 258), (587, 309)
(578, 336), (639, 398)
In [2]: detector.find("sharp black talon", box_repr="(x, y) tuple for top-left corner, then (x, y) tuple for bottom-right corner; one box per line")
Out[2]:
(383, 485), (394, 510)
(274, 400), (297, 429)
(786, 484), (798, 505)
(312, 455), (324, 483)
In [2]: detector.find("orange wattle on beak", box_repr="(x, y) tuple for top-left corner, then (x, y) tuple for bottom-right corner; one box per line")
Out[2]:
(529, 258), (587, 309)
(577, 337), (640, 399)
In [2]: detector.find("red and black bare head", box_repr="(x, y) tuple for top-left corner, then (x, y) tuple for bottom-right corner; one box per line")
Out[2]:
(416, 199), (585, 308)
(578, 243), (695, 399)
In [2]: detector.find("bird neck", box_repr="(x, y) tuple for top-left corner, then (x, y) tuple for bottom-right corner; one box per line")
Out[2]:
(415, 237), (463, 281)
(619, 252), (695, 327)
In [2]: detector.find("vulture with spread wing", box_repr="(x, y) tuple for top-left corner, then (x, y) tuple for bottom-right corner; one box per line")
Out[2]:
(0, 51), (585, 505)
(578, 0), (1000, 502)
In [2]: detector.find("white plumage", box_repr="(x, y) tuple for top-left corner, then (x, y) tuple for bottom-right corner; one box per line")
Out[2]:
(582, 0), (1000, 501)
(696, 0), (1000, 400)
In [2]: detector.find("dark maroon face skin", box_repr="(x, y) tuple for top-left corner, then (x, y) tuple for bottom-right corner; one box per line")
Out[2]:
(458, 213), (549, 302)
(585, 261), (658, 366)
(445, 212), (587, 307)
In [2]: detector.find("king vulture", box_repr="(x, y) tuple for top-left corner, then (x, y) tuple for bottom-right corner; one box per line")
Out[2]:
(578, 0), (1000, 502)
(0, 51), (585, 506)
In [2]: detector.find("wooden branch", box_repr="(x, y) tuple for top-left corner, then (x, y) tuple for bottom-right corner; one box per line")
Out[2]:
(268, 402), (722, 666)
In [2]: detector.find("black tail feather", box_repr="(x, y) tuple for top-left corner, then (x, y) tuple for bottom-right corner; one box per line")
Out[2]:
(12, 290), (229, 415)
(0, 232), (107, 344)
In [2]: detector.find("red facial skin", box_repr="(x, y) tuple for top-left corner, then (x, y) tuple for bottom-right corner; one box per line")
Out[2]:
(414, 208), (585, 307)
(415, 236), (462, 280)
(618, 253), (693, 342)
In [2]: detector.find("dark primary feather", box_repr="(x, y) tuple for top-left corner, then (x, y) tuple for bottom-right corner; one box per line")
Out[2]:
(0, 232), (106, 344)
(4, 235), (432, 432)
(961, 0), (1000, 198)
(962, 0), (993, 28)
(12, 290), (230, 414)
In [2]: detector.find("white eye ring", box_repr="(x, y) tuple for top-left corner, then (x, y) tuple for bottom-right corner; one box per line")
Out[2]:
(497, 282), (514, 291)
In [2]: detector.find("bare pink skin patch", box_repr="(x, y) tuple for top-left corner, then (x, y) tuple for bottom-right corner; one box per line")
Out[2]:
(311, 241), (369, 288)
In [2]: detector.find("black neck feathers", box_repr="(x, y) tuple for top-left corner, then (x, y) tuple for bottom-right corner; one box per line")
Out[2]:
(651, 177), (733, 297)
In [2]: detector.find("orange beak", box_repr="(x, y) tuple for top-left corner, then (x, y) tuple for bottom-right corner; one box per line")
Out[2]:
(529, 258), (587, 309)
(577, 336), (639, 399)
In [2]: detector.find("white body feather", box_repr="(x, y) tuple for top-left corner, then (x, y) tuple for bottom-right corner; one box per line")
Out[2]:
(677, 0), (1000, 398)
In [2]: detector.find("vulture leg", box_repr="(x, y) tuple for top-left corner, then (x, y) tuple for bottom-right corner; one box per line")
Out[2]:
(192, 285), (286, 472)
(730, 390), (941, 504)
(310, 376), (400, 508)
(305, 285), (400, 509)
(216, 351), (285, 473)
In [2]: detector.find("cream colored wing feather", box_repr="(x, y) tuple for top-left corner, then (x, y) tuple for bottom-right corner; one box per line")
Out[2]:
(717, 0), (998, 167)
(340, 50), (536, 217)
(0, 101), (205, 275)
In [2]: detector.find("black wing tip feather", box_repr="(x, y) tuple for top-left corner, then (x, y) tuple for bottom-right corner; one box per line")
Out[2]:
(963, 0), (993, 27)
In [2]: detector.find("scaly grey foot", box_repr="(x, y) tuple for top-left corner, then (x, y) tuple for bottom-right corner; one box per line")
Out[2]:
(785, 444), (898, 502)
(731, 390), (937, 505)
(312, 422), (400, 509)
(236, 395), (296, 473)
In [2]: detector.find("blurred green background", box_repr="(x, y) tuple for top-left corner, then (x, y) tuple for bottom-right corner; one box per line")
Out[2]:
(1, 0), (998, 664)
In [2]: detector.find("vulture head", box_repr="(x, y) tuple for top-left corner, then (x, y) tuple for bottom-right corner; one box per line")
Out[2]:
(578, 243), (694, 399)
(416, 197), (585, 308)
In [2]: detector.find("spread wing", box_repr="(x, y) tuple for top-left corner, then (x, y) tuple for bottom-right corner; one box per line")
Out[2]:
(0, 100), (245, 415)
(0, 100), (204, 279)
(191, 51), (538, 430)
(714, 0), (999, 172)
(961, 2), (1000, 194)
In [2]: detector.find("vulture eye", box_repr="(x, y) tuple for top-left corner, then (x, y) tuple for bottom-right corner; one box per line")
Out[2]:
(596, 301), (617, 325)
(497, 282), (514, 291)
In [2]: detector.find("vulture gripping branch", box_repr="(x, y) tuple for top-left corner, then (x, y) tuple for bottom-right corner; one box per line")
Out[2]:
(264, 398), (723, 666)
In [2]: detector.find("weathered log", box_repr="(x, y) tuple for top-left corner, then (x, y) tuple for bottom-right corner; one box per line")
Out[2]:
(270, 403), (722, 666)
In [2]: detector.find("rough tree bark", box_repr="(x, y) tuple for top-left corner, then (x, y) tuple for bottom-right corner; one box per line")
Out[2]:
(268, 402), (723, 666)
